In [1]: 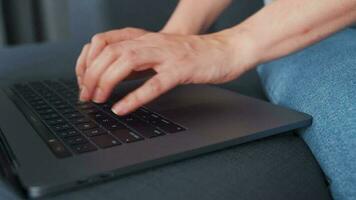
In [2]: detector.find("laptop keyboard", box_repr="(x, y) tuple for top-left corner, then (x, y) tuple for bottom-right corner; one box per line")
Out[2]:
(11, 80), (185, 158)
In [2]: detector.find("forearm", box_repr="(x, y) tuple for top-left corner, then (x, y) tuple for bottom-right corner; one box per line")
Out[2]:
(228, 0), (356, 65)
(161, 0), (232, 35)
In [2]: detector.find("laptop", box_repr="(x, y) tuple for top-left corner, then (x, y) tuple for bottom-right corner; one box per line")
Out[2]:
(0, 76), (312, 198)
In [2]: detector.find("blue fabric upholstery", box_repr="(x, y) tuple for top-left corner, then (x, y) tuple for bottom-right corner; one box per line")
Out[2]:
(258, 28), (356, 200)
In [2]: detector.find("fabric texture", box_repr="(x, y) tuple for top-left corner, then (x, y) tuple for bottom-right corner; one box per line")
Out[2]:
(257, 28), (356, 200)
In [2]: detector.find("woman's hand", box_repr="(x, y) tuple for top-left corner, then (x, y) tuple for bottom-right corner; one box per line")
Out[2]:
(76, 28), (148, 86)
(75, 27), (258, 116)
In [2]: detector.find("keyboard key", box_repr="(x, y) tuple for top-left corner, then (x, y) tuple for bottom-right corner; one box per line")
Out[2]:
(75, 101), (86, 106)
(80, 108), (97, 115)
(59, 107), (76, 114)
(76, 122), (98, 130)
(111, 129), (143, 143)
(72, 117), (91, 125)
(54, 104), (70, 109)
(50, 123), (72, 132)
(128, 121), (165, 138)
(52, 100), (66, 106)
(121, 115), (162, 137)
(91, 134), (120, 148)
(76, 103), (94, 110)
(141, 114), (183, 134)
(64, 112), (82, 119)
(97, 118), (126, 131)
(156, 120), (185, 133)
(83, 128), (107, 137)
(88, 111), (107, 120)
(37, 108), (55, 115)
(136, 110), (185, 133)
(65, 135), (88, 145)
(57, 129), (80, 138)
(61, 92), (76, 99)
(46, 118), (66, 125)
(97, 118), (116, 126)
(43, 95), (55, 100)
(47, 139), (72, 158)
(30, 100), (46, 106)
(133, 108), (151, 121)
(72, 143), (97, 154)
(119, 114), (140, 124)
(42, 113), (60, 120)
(106, 122), (126, 131)
(28, 97), (43, 103)
(33, 104), (51, 111)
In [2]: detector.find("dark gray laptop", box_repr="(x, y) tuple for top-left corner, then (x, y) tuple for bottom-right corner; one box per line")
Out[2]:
(0, 77), (312, 198)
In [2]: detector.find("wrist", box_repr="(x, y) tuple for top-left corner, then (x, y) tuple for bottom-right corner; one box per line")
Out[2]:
(160, 22), (201, 35)
(160, 27), (195, 35)
(215, 26), (262, 75)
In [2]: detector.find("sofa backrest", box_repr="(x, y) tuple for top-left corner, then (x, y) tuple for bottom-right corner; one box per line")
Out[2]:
(68, 0), (263, 42)
(0, 0), (264, 46)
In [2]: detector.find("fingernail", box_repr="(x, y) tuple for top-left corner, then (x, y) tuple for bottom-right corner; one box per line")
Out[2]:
(93, 88), (103, 103)
(112, 102), (127, 116)
(79, 86), (89, 101)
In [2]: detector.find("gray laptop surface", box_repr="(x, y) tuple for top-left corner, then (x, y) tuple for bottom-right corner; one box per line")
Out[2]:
(0, 78), (312, 198)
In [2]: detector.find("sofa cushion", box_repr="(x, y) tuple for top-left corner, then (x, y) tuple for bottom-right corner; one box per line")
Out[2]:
(257, 28), (356, 199)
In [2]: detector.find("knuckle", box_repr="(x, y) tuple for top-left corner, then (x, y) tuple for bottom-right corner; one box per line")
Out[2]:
(149, 77), (163, 93)
(125, 49), (138, 60)
(91, 33), (105, 43)
(103, 45), (117, 57)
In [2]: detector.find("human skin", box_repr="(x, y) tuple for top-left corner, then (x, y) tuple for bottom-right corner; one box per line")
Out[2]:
(76, 0), (356, 116)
